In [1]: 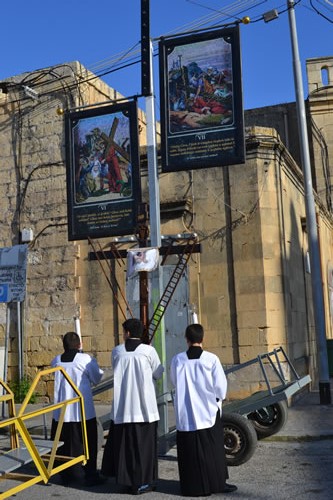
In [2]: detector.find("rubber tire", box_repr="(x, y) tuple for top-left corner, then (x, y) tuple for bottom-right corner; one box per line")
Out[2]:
(247, 400), (288, 439)
(222, 412), (258, 467)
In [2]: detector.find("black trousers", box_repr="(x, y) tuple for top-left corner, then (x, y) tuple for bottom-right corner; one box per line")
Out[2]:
(50, 417), (98, 479)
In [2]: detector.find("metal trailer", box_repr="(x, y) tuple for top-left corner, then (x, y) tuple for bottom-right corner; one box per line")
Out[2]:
(221, 346), (311, 466)
(92, 346), (311, 466)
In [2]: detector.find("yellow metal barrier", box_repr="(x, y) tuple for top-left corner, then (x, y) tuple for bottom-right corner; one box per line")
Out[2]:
(0, 367), (89, 499)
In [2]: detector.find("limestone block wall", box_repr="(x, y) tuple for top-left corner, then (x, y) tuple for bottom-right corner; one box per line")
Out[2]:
(317, 215), (333, 341)
(228, 141), (266, 363)
(0, 63), (136, 400)
(245, 103), (301, 167)
(275, 158), (310, 360)
(306, 56), (333, 211)
(180, 167), (232, 360)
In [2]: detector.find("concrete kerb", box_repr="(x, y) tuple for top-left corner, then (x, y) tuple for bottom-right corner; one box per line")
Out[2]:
(265, 386), (333, 443)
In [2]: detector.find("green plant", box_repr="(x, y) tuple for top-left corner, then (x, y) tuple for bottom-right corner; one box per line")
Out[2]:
(9, 376), (37, 404)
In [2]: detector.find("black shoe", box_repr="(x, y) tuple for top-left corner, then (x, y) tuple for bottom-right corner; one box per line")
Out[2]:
(222, 483), (237, 493)
(131, 484), (156, 495)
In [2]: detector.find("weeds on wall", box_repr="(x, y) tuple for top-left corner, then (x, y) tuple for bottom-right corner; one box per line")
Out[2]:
(9, 376), (37, 404)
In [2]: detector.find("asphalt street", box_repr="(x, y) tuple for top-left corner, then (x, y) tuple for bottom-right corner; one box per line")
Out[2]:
(1, 385), (333, 499)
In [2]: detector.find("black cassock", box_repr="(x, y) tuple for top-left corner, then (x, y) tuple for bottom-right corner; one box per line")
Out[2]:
(175, 346), (228, 497)
(177, 411), (228, 496)
(101, 419), (158, 488)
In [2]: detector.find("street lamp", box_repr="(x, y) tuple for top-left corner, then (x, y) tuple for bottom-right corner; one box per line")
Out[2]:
(287, 0), (331, 404)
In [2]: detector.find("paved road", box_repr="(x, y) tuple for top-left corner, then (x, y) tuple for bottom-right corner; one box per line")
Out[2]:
(1, 437), (333, 499)
(2, 384), (333, 499)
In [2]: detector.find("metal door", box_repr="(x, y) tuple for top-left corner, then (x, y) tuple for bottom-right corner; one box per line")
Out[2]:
(126, 265), (190, 390)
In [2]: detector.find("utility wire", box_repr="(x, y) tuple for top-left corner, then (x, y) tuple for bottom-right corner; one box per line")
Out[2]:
(309, 0), (333, 22)
(0, 0), (321, 106)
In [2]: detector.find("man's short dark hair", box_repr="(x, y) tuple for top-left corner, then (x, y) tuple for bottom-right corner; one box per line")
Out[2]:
(185, 323), (204, 344)
(122, 318), (144, 338)
(63, 331), (81, 351)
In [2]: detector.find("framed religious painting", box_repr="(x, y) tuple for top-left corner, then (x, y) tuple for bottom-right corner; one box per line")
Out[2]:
(65, 100), (141, 240)
(159, 26), (245, 172)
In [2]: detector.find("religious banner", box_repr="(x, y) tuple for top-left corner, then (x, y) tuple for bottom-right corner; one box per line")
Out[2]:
(159, 26), (245, 172)
(66, 101), (141, 240)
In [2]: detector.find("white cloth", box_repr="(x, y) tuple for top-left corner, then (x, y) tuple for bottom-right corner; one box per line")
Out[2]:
(170, 350), (227, 431)
(51, 352), (103, 422)
(127, 248), (159, 278)
(111, 343), (164, 424)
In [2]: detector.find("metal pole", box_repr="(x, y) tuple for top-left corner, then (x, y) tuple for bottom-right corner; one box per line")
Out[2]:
(288, 0), (331, 403)
(146, 63), (161, 247)
(145, 40), (169, 452)
(17, 302), (23, 381)
(2, 305), (10, 418)
(3, 305), (10, 384)
(141, 0), (169, 450)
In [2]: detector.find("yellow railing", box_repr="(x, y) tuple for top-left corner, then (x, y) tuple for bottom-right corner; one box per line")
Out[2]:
(0, 367), (88, 499)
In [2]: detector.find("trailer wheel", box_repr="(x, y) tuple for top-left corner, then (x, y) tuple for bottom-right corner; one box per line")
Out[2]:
(222, 412), (258, 466)
(247, 400), (288, 439)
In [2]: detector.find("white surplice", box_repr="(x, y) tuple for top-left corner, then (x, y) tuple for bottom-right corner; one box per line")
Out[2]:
(170, 350), (227, 431)
(111, 343), (164, 424)
(51, 352), (103, 421)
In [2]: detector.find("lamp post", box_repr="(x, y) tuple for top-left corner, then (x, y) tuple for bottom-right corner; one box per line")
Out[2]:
(287, 0), (331, 403)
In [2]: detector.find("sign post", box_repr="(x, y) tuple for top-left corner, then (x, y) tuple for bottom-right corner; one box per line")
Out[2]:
(0, 245), (28, 388)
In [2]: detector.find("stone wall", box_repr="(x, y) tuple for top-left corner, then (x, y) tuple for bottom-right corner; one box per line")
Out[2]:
(0, 62), (135, 400)
(306, 56), (333, 212)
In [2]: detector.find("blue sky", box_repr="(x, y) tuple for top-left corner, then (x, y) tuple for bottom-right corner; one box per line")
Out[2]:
(1, 0), (332, 110)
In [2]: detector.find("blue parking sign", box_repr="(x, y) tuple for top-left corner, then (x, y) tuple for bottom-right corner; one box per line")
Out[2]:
(0, 284), (9, 302)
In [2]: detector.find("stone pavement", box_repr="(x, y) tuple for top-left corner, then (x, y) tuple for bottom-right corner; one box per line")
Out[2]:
(271, 383), (333, 441)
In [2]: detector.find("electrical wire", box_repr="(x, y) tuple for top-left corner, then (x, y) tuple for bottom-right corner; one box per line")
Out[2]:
(89, 42), (141, 74)
(182, 0), (268, 26)
(309, 0), (333, 22)
(0, 0), (327, 108)
(0, 1), (299, 106)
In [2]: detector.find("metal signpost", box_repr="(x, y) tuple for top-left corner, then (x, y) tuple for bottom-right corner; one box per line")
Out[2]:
(0, 245), (28, 405)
